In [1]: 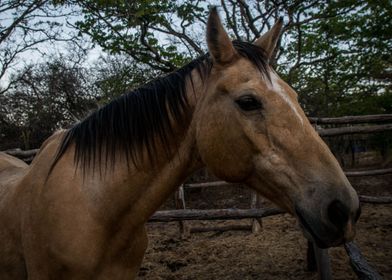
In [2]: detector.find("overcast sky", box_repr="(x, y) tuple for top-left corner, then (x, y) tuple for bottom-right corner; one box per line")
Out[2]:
(0, 4), (104, 88)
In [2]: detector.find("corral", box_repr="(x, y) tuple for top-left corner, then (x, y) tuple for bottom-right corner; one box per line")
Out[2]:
(5, 114), (391, 279)
(139, 114), (392, 279)
(141, 201), (391, 279)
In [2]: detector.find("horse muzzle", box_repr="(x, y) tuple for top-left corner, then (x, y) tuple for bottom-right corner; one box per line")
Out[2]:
(295, 200), (361, 249)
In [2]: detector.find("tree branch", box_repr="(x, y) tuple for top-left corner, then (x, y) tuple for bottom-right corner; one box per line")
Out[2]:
(0, 0), (48, 44)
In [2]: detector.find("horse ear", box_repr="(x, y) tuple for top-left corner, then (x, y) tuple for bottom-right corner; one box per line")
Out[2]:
(254, 18), (283, 59)
(207, 7), (237, 65)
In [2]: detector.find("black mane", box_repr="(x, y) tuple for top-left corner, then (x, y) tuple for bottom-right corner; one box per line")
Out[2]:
(52, 41), (269, 172)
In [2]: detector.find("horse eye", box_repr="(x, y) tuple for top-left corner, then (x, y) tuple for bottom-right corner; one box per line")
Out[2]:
(235, 95), (262, 111)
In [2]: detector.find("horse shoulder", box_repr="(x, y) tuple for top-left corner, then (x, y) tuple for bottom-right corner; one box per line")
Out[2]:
(30, 129), (67, 166)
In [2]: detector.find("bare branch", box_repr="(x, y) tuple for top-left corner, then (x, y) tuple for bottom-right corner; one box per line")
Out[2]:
(151, 24), (203, 56)
(237, 0), (260, 38)
(221, 0), (240, 40)
(0, 1), (48, 44)
(140, 22), (176, 71)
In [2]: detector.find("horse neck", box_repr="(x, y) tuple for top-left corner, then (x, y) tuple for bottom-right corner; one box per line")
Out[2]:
(90, 70), (206, 227)
(126, 130), (202, 225)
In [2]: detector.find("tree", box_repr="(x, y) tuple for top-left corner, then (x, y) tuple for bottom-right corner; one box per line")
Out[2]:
(283, 0), (392, 116)
(0, 56), (96, 150)
(69, 0), (205, 72)
(0, 0), (87, 93)
(69, 0), (391, 116)
(1, 0), (391, 150)
(91, 54), (159, 104)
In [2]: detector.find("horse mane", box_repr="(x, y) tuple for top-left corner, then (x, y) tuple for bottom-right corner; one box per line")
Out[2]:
(51, 41), (269, 172)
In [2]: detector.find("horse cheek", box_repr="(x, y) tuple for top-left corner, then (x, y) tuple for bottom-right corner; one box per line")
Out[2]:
(196, 119), (253, 182)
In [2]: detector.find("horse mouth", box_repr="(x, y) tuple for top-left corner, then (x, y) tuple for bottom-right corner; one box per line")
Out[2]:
(295, 207), (330, 249)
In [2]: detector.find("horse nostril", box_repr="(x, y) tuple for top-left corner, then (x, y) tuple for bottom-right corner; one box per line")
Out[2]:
(328, 200), (349, 229)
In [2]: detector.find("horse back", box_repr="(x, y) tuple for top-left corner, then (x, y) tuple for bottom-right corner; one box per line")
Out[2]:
(0, 153), (29, 279)
(0, 152), (28, 193)
(0, 152), (28, 172)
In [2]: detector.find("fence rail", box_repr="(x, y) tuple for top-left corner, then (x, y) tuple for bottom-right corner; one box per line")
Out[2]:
(3, 114), (392, 160)
(309, 114), (392, 124)
(184, 168), (392, 190)
(149, 194), (391, 223)
(3, 148), (39, 158)
(318, 124), (392, 137)
(345, 168), (392, 177)
(149, 207), (284, 222)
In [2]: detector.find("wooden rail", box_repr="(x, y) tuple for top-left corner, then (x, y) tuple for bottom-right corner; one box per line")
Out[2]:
(190, 224), (252, 233)
(344, 242), (383, 280)
(184, 168), (392, 189)
(149, 193), (392, 222)
(185, 181), (232, 189)
(4, 148), (39, 158)
(5, 124), (392, 160)
(345, 168), (392, 177)
(149, 207), (284, 222)
(4, 114), (392, 160)
(318, 124), (392, 137)
(309, 114), (392, 124)
(359, 195), (392, 204)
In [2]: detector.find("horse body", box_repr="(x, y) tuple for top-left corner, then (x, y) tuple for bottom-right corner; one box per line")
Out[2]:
(0, 8), (360, 279)
(0, 152), (28, 176)
(4, 124), (201, 279)
(0, 153), (29, 279)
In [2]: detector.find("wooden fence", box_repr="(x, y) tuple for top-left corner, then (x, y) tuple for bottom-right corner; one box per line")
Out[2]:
(3, 113), (391, 280)
(149, 114), (391, 280)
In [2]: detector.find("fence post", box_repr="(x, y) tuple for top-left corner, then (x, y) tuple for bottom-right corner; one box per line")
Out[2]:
(306, 241), (332, 279)
(307, 241), (317, 272)
(314, 242), (332, 280)
(250, 191), (263, 233)
(174, 184), (190, 239)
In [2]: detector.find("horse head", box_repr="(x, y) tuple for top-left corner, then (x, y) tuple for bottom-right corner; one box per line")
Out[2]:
(195, 8), (360, 248)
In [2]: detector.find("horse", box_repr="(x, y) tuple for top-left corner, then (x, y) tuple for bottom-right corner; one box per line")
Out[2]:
(0, 8), (360, 279)
(0, 152), (28, 173)
(0, 152), (29, 197)
(0, 152), (29, 278)
(0, 152), (29, 203)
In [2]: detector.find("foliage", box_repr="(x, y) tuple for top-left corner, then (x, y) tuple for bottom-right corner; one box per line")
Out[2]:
(0, 57), (97, 149)
(283, 0), (392, 116)
(0, 0), (88, 93)
(68, 0), (391, 117)
(0, 0), (391, 150)
(91, 54), (159, 104)
(71, 0), (201, 71)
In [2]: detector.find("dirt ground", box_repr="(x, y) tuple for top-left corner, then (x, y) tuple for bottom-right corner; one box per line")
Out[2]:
(137, 174), (392, 280)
